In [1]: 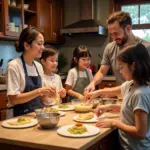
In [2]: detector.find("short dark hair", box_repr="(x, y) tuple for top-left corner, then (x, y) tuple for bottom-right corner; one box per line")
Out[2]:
(117, 43), (150, 85)
(71, 45), (91, 68)
(107, 11), (132, 28)
(41, 46), (58, 60)
(15, 26), (44, 52)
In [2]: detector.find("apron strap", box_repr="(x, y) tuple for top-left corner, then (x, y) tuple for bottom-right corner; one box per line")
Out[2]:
(85, 68), (91, 83)
(75, 67), (90, 82)
(20, 55), (40, 76)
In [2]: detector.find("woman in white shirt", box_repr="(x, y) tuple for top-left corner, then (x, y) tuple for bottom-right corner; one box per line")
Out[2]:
(7, 27), (56, 117)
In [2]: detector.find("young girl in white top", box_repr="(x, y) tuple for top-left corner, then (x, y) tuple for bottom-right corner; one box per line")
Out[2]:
(7, 27), (56, 117)
(65, 45), (93, 101)
(40, 47), (66, 105)
(87, 43), (150, 150)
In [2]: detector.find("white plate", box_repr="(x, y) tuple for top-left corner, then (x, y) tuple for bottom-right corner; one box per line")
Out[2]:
(53, 105), (74, 111)
(59, 111), (66, 116)
(73, 114), (105, 123)
(57, 124), (100, 138)
(1, 118), (38, 129)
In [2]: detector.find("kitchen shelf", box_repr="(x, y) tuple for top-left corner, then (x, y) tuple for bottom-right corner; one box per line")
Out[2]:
(25, 9), (36, 15)
(9, 5), (21, 10)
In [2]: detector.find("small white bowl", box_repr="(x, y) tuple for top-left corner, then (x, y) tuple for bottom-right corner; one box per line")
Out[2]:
(24, 4), (29, 10)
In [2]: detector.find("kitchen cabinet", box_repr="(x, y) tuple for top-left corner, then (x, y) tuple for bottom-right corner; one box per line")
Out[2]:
(3, 0), (38, 38)
(0, 92), (7, 121)
(0, 0), (64, 43)
(98, 80), (117, 89)
(0, 0), (4, 36)
(38, 0), (64, 43)
(87, 130), (120, 150)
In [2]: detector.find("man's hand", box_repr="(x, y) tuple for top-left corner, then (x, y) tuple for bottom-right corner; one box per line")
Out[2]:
(84, 82), (95, 97)
(86, 90), (100, 101)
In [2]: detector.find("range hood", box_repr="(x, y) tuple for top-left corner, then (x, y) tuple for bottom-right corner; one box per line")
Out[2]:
(61, 0), (107, 36)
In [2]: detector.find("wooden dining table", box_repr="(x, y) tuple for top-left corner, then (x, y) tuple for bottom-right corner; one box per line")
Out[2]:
(0, 108), (120, 150)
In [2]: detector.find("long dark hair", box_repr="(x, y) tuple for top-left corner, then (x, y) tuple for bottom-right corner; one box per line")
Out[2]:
(117, 43), (150, 85)
(71, 45), (91, 68)
(15, 27), (44, 52)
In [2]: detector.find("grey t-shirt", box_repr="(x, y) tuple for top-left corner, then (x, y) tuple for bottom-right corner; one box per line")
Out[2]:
(101, 37), (150, 85)
(119, 81), (150, 150)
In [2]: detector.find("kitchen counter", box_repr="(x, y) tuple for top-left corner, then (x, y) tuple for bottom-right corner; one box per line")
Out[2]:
(0, 110), (119, 150)
(103, 76), (116, 81)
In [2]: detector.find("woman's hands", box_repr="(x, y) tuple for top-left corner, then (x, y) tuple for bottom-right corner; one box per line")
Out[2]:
(59, 88), (66, 98)
(38, 86), (56, 98)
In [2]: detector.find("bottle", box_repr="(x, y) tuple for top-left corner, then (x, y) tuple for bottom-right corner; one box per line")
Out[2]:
(11, 0), (16, 6)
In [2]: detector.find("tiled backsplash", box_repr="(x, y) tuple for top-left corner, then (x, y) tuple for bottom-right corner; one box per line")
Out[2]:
(59, 35), (109, 72)
(0, 41), (20, 73)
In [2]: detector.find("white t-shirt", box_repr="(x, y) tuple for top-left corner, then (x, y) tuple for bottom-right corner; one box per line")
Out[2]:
(43, 73), (63, 104)
(65, 68), (93, 88)
(43, 73), (63, 91)
(6, 57), (44, 103)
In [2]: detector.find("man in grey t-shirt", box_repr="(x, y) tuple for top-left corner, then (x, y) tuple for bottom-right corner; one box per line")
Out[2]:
(85, 11), (150, 94)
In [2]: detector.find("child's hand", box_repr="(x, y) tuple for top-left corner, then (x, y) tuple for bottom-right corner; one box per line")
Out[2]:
(86, 90), (100, 101)
(59, 88), (66, 98)
(78, 94), (85, 101)
(96, 119), (115, 128)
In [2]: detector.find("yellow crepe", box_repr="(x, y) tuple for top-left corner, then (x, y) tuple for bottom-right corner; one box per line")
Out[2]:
(55, 92), (60, 103)
(7, 117), (31, 126)
(44, 81), (60, 104)
(77, 112), (94, 120)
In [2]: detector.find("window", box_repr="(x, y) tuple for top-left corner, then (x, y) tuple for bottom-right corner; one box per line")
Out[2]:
(132, 29), (150, 41)
(121, 4), (150, 41)
(121, 4), (150, 25)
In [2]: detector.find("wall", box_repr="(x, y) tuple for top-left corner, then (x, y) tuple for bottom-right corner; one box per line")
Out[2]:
(59, 0), (110, 72)
(0, 41), (20, 73)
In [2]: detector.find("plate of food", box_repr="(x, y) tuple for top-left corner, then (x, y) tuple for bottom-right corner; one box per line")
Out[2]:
(35, 107), (66, 117)
(73, 112), (105, 123)
(53, 104), (74, 111)
(74, 103), (93, 113)
(57, 123), (100, 138)
(1, 117), (38, 129)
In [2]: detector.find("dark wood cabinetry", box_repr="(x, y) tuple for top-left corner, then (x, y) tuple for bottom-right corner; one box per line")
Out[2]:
(0, 0), (64, 43)
(98, 80), (117, 89)
(0, 92), (7, 121)
(87, 130), (120, 150)
(3, 0), (38, 38)
(38, 0), (64, 43)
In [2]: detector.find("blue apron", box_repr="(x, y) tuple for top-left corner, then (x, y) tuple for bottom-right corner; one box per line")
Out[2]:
(13, 55), (44, 117)
(68, 67), (90, 101)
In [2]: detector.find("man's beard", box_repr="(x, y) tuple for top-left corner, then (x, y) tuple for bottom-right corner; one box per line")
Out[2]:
(116, 32), (128, 47)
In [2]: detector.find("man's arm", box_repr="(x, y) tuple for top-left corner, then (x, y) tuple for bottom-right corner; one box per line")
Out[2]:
(91, 65), (110, 86)
(84, 65), (110, 94)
